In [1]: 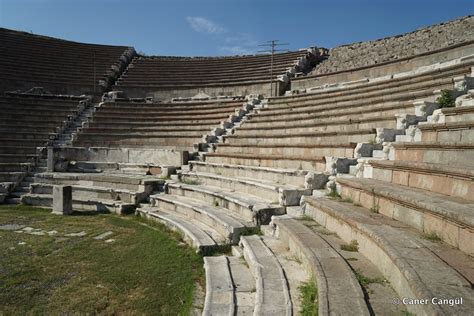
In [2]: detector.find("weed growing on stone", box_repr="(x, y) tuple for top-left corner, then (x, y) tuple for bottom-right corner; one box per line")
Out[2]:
(299, 279), (318, 316)
(326, 187), (341, 199)
(422, 231), (442, 242)
(355, 270), (387, 287)
(436, 89), (455, 108)
(340, 240), (359, 252)
(180, 178), (200, 185)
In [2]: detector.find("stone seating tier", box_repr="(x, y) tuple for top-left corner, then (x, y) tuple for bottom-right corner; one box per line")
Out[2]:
(271, 63), (470, 107)
(303, 195), (474, 315)
(115, 50), (309, 89)
(0, 28), (131, 94)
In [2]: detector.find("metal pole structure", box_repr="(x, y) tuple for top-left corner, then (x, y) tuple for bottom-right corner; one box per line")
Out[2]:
(93, 50), (97, 94)
(258, 40), (289, 97)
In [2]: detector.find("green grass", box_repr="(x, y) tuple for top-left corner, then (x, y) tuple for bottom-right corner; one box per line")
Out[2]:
(0, 205), (204, 315)
(401, 310), (416, 316)
(326, 188), (341, 199)
(299, 279), (318, 316)
(354, 270), (387, 287)
(340, 240), (359, 252)
(422, 231), (442, 242)
(180, 178), (201, 185)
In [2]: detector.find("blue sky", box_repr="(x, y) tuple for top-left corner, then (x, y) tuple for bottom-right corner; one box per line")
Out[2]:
(0, 0), (472, 56)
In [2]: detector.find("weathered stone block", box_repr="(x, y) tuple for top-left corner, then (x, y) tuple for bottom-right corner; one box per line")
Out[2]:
(52, 185), (73, 215)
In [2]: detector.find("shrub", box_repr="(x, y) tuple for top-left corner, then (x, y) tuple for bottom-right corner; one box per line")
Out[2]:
(436, 90), (455, 108)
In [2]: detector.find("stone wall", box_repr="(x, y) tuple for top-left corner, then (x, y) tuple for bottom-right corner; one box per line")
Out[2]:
(312, 15), (474, 75)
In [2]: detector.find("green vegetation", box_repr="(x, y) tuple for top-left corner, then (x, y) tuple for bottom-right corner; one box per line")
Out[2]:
(299, 279), (318, 316)
(180, 178), (201, 185)
(299, 214), (314, 222)
(340, 240), (359, 252)
(401, 310), (416, 316)
(355, 270), (387, 287)
(0, 205), (203, 315)
(422, 231), (442, 242)
(326, 187), (341, 199)
(436, 89), (455, 108)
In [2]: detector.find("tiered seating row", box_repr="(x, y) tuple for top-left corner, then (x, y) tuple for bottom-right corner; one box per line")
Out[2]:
(72, 99), (248, 150)
(115, 50), (308, 88)
(0, 94), (87, 199)
(0, 28), (131, 94)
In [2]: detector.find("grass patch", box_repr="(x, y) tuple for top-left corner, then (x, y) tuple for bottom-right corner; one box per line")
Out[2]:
(326, 188), (341, 199)
(401, 310), (416, 316)
(239, 226), (262, 236)
(180, 178), (201, 185)
(0, 205), (204, 315)
(355, 270), (387, 287)
(340, 240), (359, 252)
(299, 279), (318, 316)
(346, 257), (358, 261)
(422, 231), (442, 242)
(298, 215), (314, 222)
(436, 89), (455, 108)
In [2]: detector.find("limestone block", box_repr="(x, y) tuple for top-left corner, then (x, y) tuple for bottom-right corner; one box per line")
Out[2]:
(52, 185), (73, 215)
(304, 172), (329, 189)
(414, 101), (439, 118)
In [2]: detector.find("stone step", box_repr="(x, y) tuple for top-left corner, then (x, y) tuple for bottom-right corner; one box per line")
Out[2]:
(189, 161), (328, 189)
(33, 172), (163, 192)
(368, 160), (474, 202)
(0, 172), (25, 182)
(257, 232), (309, 315)
(393, 142), (474, 168)
(205, 152), (327, 172)
(337, 176), (474, 255)
(29, 183), (141, 204)
(429, 105), (474, 124)
(268, 71), (461, 107)
(21, 193), (136, 214)
(245, 101), (414, 127)
(181, 171), (311, 206)
(290, 215), (405, 315)
(227, 256), (256, 315)
(303, 195), (474, 315)
(0, 163), (32, 172)
(166, 182), (284, 225)
(202, 256), (235, 316)
(5, 197), (20, 204)
(239, 235), (292, 315)
(150, 193), (253, 244)
(271, 217), (370, 315)
(235, 117), (397, 136)
(214, 142), (357, 158)
(419, 120), (474, 144)
(137, 206), (224, 254)
(224, 129), (376, 146)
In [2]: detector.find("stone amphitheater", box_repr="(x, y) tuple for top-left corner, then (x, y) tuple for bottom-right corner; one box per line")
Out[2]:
(1, 14), (473, 316)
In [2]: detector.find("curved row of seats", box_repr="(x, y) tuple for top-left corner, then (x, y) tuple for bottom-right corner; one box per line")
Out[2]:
(72, 99), (249, 151)
(142, 57), (474, 315)
(0, 28), (130, 94)
(114, 51), (308, 89)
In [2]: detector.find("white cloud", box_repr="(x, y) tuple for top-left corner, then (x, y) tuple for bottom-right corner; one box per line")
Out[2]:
(220, 46), (256, 56)
(225, 33), (259, 47)
(186, 16), (225, 34)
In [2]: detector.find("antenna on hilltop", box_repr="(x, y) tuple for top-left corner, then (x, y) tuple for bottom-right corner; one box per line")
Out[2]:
(258, 40), (289, 97)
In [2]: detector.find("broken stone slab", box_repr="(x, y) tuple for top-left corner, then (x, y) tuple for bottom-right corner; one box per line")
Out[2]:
(93, 231), (113, 240)
(0, 224), (25, 231)
(65, 231), (87, 237)
(414, 100), (440, 118)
